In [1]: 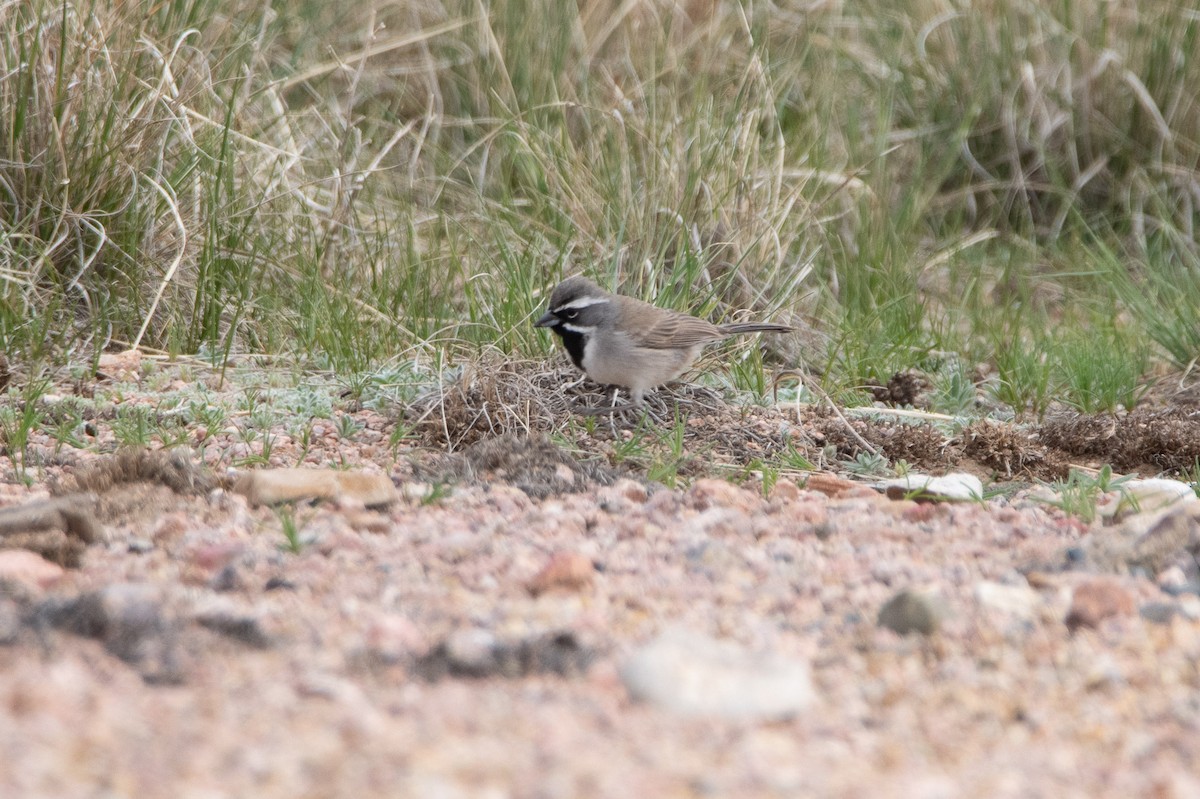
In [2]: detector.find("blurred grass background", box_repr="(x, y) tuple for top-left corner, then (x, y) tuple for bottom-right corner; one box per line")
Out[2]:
(2, 0), (1198, 417)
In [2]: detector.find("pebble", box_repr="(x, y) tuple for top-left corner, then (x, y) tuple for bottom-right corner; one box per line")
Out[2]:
(877, 589), (943, 636)
(688, 479), (758, 512)
(619, 630), (815, 721)
(973, 580), (1040, 622)
(364, 613), (429, 662)
(1065, 578), (1136, 631)
(527, 551), (595, 596)
(1139, 602), (1179, 624)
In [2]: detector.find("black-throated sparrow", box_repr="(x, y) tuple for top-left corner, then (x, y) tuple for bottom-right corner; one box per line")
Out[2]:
(534, 275), (791, 410)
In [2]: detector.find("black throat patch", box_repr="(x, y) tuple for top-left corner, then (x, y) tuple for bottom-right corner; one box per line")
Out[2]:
(550, 327), (587, 370)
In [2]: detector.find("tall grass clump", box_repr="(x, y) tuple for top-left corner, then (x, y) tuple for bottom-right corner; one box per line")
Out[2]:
(2, 0), (1199, 401)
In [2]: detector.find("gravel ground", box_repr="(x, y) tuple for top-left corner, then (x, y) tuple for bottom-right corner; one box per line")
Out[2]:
(2, 365), (1200, 797)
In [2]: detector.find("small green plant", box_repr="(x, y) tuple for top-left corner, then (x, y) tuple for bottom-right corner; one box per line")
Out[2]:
(0, 380), (50, 482)
(1040, 465), (1135, 523)
(49, 405), (87, 453)
(931, 364), (978, 417)
(276, 506), (304, 554)
(112, 406), (155, 447)
(1056, 326), (1149, 414)
(421, 481), (453, 506)
(334, 414), (364, 440)
(841, 450), (890, 477)
(185, 398), (228, 430)
(991, 341), (1054, 419)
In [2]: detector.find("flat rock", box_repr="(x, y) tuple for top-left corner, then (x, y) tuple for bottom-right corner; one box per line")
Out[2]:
(620, 630), (815, 721)
(233, 469), (398, 507)
(881, 473), (983, 502)
(1100, 478), (1197, 522)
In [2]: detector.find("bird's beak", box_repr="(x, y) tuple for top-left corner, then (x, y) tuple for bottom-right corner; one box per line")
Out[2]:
(534, 311), (558, 328)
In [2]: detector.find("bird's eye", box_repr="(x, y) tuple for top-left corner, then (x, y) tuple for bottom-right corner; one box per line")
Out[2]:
(562, 309), (578, 320)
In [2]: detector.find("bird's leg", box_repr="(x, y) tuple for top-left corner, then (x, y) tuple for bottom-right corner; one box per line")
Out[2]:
(571, 386), (637, 417)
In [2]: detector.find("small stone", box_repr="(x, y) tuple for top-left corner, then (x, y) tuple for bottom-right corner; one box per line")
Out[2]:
(364, 614), (428, 662)
(527, 551), (595, 596)
(127, 538), (154, 554)
(233, 468), (397, 507)
(1066, 578), (1136, 631)
(187, 542), (243, 572)
(620, 630), (815, 721)
(1157, 565), (1189, 591)
(264, 576), (296, 592)
(192, 604), (271, 648)
(613, 478), (649, 504)
(688, 479), (757, 512)
(1139, 602), (1179, 624)
(400, 482), (433, 502)
(878, 589), (943, 636)
(881, 472), (983, 502)
(973, 580), (1040, 622)
(443, 627), (498, 674)
(208, 564), (243, 593)
(803, 473), (858, 497)
(0, 549), (65, 593)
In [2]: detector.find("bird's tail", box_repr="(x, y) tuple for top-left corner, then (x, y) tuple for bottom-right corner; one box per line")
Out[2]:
(719, 322), (792, 335)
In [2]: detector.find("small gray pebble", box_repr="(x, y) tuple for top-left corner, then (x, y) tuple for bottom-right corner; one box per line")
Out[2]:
(1139, 602), (1179, 624)
(878, 590), (942, 636)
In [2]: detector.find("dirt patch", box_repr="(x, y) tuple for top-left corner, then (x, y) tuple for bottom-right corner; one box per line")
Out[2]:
(417, 433), (635, 499)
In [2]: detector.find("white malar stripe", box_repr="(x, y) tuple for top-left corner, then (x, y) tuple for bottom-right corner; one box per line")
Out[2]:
(561, 323), (596, 334)
(556, 295), (610, 312)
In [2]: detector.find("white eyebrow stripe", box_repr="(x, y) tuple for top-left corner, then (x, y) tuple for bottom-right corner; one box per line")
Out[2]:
(557, 296), (610, 311)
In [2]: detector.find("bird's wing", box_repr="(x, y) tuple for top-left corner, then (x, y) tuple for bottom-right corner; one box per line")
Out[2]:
(629, 308), (724, 350)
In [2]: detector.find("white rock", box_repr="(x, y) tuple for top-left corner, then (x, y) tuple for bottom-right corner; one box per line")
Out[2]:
(974, 580), (1040, 622)
(620, 630), (815, 721)
(880, 472), (984, 502)
(1098, 478), (1197, 522)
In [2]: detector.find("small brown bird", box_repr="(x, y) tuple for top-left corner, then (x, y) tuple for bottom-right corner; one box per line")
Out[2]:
(534, 275), (791, 410)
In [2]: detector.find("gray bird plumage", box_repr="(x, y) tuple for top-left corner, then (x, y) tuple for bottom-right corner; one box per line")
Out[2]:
(535, 275), (791, 409)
